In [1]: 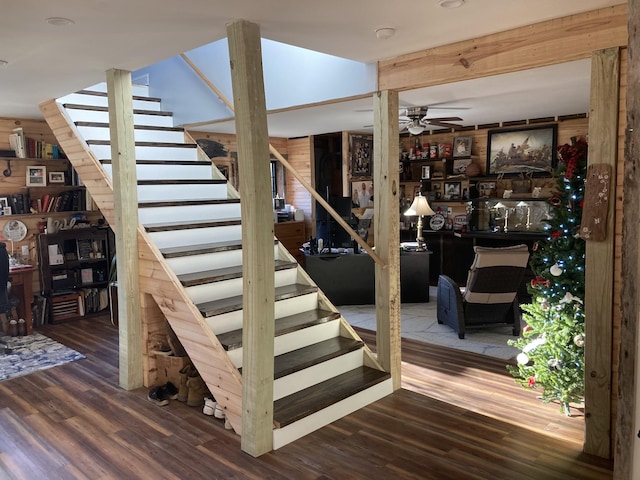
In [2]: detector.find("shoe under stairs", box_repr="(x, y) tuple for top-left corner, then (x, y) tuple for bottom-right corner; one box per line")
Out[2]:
(40, 83), (392, 451)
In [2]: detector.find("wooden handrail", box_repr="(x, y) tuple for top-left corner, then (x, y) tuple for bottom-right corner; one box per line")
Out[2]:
(179, 53), (386, 268)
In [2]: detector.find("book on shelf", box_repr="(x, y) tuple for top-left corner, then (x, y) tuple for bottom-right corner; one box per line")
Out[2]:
(9, 128), (26, 158)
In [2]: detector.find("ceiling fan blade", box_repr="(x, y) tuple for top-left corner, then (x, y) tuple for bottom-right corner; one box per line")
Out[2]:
(427, 116), (463, 122)
(427, 120), (463, 130)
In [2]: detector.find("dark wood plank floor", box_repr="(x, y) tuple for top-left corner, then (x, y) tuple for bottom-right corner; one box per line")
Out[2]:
(0, 316), (612, 479)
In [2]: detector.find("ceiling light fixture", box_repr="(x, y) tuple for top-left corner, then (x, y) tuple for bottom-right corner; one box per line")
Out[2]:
(407, 125), (425, 135)
(375, 27), (396, 40)
(439, 0), (465, 8)
(46, 17), (75, 26)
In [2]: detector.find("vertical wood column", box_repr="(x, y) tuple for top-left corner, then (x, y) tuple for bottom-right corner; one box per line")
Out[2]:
(616, 2), (639, 475)
(227, 20), (275, 457)
(373, 90), (401, 389)
(584, 48), (619, 458)
(106, 69), (143, 390)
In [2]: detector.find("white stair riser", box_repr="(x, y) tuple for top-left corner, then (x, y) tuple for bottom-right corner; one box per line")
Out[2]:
(273, 349), (364, 401)
(149, 224), (242, 249)
(139, 203), (241, 225)
(137, 183), (228, 202)
(166, 244), (281, 276)
(77, 126), (185, 143)
(89, 144), (197, 161)
(64, 108), (173, 127)
(102, 163), (213, 181)
(272, 379), (393, 450)
(206, 291), (319, 333)
(57, 93), (161, 111)
(227, 319), (341, 368)
(186, 268), (298, 305)
(83, 82), (149, 97)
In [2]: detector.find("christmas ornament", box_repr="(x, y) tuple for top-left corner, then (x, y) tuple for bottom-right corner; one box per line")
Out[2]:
(522, 325), (533, 334)
(550, 263), (563, 276)
(517, 353), (530, 365)
(528, 376), (536, 387)
(560, 292), (583, 305)
(523, 337), (546, 353)
(541, 300), (550, 311)
(573, 333), (585, 347)
(547, 358), (562, 370)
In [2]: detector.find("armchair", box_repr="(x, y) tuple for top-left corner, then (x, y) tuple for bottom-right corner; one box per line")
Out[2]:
(436, 244), (530, 339)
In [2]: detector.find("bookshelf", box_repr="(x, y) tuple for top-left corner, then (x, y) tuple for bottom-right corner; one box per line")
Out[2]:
(36, 227), (111, 324)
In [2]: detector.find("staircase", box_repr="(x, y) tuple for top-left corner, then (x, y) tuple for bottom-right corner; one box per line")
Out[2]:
(39, 83), (392, 451)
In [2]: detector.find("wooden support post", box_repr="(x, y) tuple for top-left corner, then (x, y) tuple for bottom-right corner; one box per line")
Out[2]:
(227, 19), (275, 457)
(584, 48), (619, 458)
(616, 2), (640, 474)
(373, 90), (401, 389)
(106, 69), (143, 390)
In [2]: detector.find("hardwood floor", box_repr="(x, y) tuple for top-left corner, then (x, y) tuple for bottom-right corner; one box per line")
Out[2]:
(0, 316), (612, 479)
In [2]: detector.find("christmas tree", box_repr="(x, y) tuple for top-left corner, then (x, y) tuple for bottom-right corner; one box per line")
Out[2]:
(507, 137), (587, 416)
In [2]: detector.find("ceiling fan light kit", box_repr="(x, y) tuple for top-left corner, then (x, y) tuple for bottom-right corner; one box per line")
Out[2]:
(408, 125), (425, 135)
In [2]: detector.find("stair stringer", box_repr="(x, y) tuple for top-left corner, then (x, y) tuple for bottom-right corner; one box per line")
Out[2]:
(39, 98), (245, 434)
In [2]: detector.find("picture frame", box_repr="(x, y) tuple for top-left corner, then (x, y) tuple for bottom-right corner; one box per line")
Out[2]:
(26, 165), (47, 186)
(421, 165), (431, 180)
(48, 171), (66, 184)
(0, 197), (8, 210)
(453, 136), (472, 158)
(444, 181), (462, 200)
(351, 180), (373, 208)
(477, 181), (496, 197)
(486, 124), (557, 176)
(350, 134), (373, 178)
(2, 207), (11, 216)
(451, 158), (473, 175)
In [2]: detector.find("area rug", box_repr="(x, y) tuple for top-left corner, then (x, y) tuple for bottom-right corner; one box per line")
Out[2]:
(340, 289), (520, 361)
(0, 332), (86, 381)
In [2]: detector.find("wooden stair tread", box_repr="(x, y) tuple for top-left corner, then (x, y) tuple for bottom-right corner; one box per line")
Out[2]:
(87, 139), (196, 148)
(101, 159), (210, 165)
(197, 283), (318, 318)
(137, 179), (225, 185)
(271, 337), (364, 379)
(62, 103), (172, 116)
(178, 260), (297, 287)
(273, 366), (390, 428)
(139, 199), (240, 208)
(218, 308), (341, 350)
(144, 218), (241, 232)
(75, 121), (181, 132)
(75, 90), (162, 102)
(160, 239), (276, 258)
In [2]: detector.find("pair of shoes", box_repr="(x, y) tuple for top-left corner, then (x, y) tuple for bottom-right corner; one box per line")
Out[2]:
(149, 333), (172, 356)
(203, 397), (217, 416)
(177, 364), (196, 402)
(186, 373), (208, 407)
(214, 404), (225, 419)
(8, 320), (17, 337)
(147, 382), (179, 406)
(17, 319), (26, 336)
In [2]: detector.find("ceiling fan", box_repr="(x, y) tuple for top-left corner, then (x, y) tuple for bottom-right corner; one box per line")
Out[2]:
(400, 106), (464, 134)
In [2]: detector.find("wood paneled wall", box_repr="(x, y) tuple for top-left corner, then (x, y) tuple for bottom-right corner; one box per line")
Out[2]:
(285, 137), (314, 235)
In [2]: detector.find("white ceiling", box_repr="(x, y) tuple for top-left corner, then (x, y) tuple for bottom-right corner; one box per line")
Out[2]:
(0, 0), (623, 137)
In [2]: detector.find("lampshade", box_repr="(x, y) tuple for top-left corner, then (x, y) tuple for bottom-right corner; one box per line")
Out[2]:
(404, 193), (435, 217)
(407, 125), (425, 135)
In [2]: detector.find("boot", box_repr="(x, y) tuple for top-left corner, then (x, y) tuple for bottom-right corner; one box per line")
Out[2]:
(8, 319), (17, 337)
(17, 318), (26, 336)
(177, 364), (194, 402)
(186, 372), (207, 407)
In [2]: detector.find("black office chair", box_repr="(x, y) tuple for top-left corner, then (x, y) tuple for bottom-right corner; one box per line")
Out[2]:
(0, 243), (11, 352)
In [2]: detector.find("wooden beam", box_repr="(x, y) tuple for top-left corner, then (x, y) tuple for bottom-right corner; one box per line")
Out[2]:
(616, 1), (639, 474)
(373, 90), (401, 389)
(106, 69), (143, 390)
(584, 48), (619, 458)
(379, 4), (627, 92)
(227, 19), (275, 457)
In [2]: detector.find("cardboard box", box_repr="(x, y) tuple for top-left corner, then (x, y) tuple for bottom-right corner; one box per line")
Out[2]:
(155, 355), (191, 387)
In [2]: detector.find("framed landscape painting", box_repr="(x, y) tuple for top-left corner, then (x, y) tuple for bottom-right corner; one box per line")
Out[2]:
(486, 124), (557, 176)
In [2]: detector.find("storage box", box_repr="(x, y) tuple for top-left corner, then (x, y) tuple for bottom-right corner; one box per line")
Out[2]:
(155, 355), (191, 387)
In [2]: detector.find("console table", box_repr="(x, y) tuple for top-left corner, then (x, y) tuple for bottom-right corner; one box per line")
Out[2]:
(304, 251), (430, 305)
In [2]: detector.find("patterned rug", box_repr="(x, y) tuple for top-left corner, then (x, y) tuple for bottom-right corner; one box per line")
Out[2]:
(0, 332), (86, 381)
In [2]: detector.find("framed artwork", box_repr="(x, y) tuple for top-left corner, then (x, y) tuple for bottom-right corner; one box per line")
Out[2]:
(350, 134), (373, 178)
(444, 181), (462, 200)
(0, 197), (8, 210)
(351, 180), (373, 208)
(48, 171), (66, 184)
(451, 158), (472, 175)
(486, 124), (557, 175)
(453, 136), (472, 158)
(26, 166), (47, 186)
(421, 165), (431, 179)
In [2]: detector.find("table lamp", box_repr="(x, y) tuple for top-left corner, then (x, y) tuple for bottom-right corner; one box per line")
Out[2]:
(404, 193), (435, 251)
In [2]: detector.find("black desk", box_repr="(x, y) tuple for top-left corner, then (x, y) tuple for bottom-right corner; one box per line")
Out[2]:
(304, 251), (430, 305)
